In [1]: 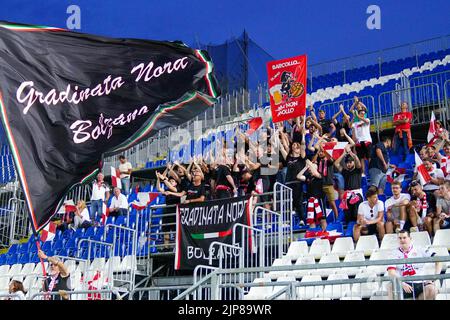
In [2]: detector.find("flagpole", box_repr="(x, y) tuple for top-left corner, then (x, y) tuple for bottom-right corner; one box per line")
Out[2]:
(34, 231), (48, 277)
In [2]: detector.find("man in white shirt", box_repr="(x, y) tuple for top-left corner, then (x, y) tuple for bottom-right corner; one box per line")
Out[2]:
(385, 181), (417, 233)
(90, 173), (110, 222)
(420, 157), (444, 193)
(353, 186), (386, 242)
(119, 155), (132, 195)
(387, 230), (441, 300)
(109, 187), (128, 217)
(352, 108), (372, 176)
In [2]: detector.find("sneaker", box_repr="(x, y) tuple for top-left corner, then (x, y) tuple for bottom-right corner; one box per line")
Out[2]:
(410, 227), (419, 233)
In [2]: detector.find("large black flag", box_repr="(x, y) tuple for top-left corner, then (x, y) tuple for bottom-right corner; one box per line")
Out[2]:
(0, 22), (220, 231)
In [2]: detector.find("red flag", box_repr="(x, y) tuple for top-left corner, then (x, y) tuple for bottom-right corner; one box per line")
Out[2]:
(131, 192), (159, 210)
(323, 141), (348, 160)
(247, 117), (263, 135)
(386, 167), (406, 184)
(87, 271), (102, 300)
(267, 55), (307, 122)
(101, 202), (110, 225)
(427, 111), (436, 144)
(111, 166), (122, 189)
(41, 221), (56, 242)
(415, 151), (431, 185)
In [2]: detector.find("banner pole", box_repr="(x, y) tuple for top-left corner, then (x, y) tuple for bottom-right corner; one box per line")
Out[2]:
(34, 231), (48, 277)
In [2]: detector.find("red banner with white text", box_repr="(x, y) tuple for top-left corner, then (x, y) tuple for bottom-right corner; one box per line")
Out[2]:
(267, 55), (307, 122)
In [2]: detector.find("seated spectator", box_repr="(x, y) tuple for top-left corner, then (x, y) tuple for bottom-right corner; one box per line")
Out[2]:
(387, 230), (441, 300)
(334, 146), (363, 223)
(435, 181), (450, 233)
(417, 158), (444, 196)
(6, 280), (26, 300)
(385, 181), (419, 233)
(38, 250), (71, 300)
(74, 200), (92, 229)
(109, 187), (128, 217)
(353, 186), (386, 242)
(410, 180), (437, 236)
(369, 136), (393, 195)
(436, 143), (450, 178)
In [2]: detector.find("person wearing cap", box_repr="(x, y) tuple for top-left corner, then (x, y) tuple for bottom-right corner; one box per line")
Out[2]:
(334, 145), (363, 223)
(38, 250), (71, 300)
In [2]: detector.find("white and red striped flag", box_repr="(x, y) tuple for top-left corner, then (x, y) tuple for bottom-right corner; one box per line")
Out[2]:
(323, 141), (348, 160)
(101, 202), (110, 225)
(131, 192), (159, 210)
(110, 166), (122, 189)
(386, 167), (406, 184)
(427, 111), (437, 145)
(41, 221), (56, 242)
(415, 151), (431, 185)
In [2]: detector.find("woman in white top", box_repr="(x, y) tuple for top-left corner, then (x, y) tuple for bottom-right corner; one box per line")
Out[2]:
(74, 200), (92, 229)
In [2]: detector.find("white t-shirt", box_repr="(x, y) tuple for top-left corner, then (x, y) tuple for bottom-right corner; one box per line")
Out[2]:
(423, 168), (444, 191)
(385, 193), (411, 211)
(119, 162), (132, 179)
(91, 182), (110, 201)
(109, 193), (128, 210)
(79, 208), (91, 222)
(353, 119), (372, 143)
(387, 245), (435, 280)
(8, 291), (26, 300)
(358, 200), (384, 222)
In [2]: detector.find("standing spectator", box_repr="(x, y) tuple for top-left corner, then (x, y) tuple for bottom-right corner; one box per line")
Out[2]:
(109, 187), (128, 217)
(387, 230), (441, 300)
(352, 107), (372, 176)
(435, 181), (450, 232)
(38, 250), (71, 300)
(90, 173), (110, 222)
(369, 136), (393, 195)
(74, 200), (92, 230)
(303, 160), (324, 228)
(385, 181), (418, 233)
(315, 147), (338, 220)
(332, 104), (352, 142)
(334, 146), (363, 223)
(410, 180), (437, 236)
(312, 108), (336, 138)
(6, 280), (26, 300)
(214, 163), (237, 199)
(392, 102), (412, 158)
(184, 166), (206, 204)
(118, 155), (132, 195)
(353, 186), (386, 242)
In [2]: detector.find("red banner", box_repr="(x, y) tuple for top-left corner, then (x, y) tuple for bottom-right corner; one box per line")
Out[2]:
(267, 55), (307, 122)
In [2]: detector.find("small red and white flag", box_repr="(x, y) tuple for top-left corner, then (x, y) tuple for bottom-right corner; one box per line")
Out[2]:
(323, 141), (348, 160)
(41, 221), (56, 242)
(415, 151), (432, 185)
(386, 167), (406, 184)
(87, 270), (107, 300)
(110, 166), (122, 189)
(427, 111), (437, 145)
(247, 117), (263, 135)
(101, 202), (110, 225)
(131, 192), (159, 210)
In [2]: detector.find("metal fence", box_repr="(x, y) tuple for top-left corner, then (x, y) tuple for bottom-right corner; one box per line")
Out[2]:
(30, 289), (119, 300)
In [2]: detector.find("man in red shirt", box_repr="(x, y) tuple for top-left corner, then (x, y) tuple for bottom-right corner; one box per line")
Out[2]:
(392, 102), (412, 158)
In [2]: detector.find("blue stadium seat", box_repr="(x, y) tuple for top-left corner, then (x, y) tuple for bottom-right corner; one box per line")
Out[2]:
(18, 253), (29, 264)
(41, 241), (52, 251)
(6, 254), (17, 265)
(0, 254), (6, 265)
(344, 222), (356, 238)
(8, 243), (18, 255)
(114, 216), (126, 226)
(52, 239), (64, 251)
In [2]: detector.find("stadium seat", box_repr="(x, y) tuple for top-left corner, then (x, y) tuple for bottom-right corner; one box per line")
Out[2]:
(296, 275), (323, 300)
(268, 257), (292, 279)
(0, 254), (6, 266)
(8, 263), (22, 276)
(309, 239), (331, 259)
(20, 262), (36, 276)
(23, 275), (37, 293)
(331, 237), (354, 258)
(243, 277), (273, 300)
(313, 253), (340, 277)
(436, 293), (450, 300)
(273, 276), (296, 300)
(380, 233), (398, 250)
(0, 264), (10, 276)
(285, 241), (309, 261)
(0, 276), (10, 293)
(355, 235), (379, 256)
(351, 271), (380, 298)
(433, 230), (450, 249)
(411, 231), (431, 248)
(323, 274), (351, 299)
(366, 250), (394, 275)
(32, 262), (48, 275)
(106, 256), (122, 272)
(292, 255), (316, 278)
(118, 255), (137, 272)
(63, 259), (77, 274)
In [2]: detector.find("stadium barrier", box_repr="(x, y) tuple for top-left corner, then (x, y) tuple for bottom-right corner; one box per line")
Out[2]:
(129, 285), (191, 300)
(174, 255), (450, 301)
(30, 289), (119, 300)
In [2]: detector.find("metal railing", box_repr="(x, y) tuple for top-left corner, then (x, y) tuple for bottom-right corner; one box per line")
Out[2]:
(30, 289), (119, 300)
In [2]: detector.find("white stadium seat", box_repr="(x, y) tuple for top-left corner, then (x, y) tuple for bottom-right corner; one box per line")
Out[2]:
(342, 251), (366, 276)
(20, 262), (36, 276)
(323, 274), (351, 299)
(428, 245), (450, 269)
(89, 257), (106, 272)
(436, 293), (450, 300)
(351, 271), (380, 298)
(292, 255), (316, 278)
(118, 255), (137, 272)
(107, 256), (122, 272)
(0, 265), (10, 276)
(411, 231), (431, 248)
(366, 250), (394, 275)
(380, 233), (398, 250)
(433, 230), (450, 249)
(33, 262), (48, 275)
(8, 264), (22, 276)
(0, 276), (10, 293)
(63, 260), (77, 274)
(285, 241), (309, 261)
(243, 277), (273, 300)
(296, 275), (323, 300)
(313, 253), (340, 277)
(268, 258), (292, 279)
(331, 237), (354, 258)
(309, 239), (331, 259)
(273, 276), (296, 300)
(355, 235), (379, 256)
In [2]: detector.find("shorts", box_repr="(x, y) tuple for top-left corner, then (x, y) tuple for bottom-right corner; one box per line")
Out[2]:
(322, 185), (337, 201)
(369, 168), (387, 191)
(361, 223), (378, 235)
(356, 142), (371, 160)
(403, 282), (433, 299)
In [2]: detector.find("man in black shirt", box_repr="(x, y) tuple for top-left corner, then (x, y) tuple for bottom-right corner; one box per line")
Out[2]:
(215, 164), (237, 199)
(185, 167), (206, 204)
(369, 136), (392, 195)
(316, 109), (336, 137)
(316, 147), (338, 219)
